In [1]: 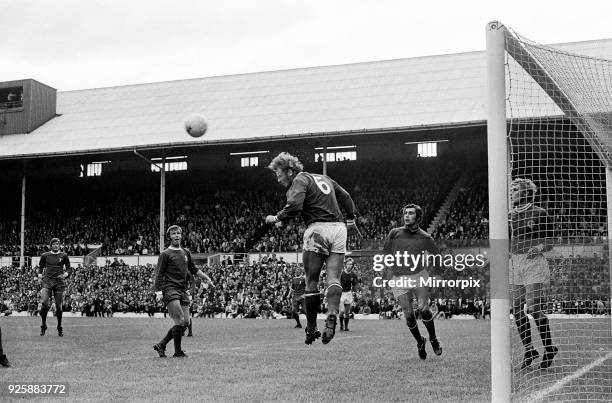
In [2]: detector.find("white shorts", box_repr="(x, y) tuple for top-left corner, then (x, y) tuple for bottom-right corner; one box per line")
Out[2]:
(303, 222), (347, 255)
(509, 254), (550, 286)
(340, 291), (353, 306)
(391, 270), (429, 299)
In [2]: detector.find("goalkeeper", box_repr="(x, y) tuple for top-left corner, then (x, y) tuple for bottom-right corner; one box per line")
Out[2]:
(152, 225), (214, 358)
(509, 178), (558, 369)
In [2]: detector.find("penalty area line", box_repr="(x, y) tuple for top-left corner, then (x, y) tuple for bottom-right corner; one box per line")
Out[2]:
(524, 350), (612, 403)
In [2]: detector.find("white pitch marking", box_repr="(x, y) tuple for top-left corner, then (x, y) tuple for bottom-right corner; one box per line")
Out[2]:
(524, 351), (612, 403)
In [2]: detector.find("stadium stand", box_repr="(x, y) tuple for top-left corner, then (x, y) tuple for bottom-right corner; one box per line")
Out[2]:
(0, 159), (459, 256)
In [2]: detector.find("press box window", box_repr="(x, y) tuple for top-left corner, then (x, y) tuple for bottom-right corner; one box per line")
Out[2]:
(0, 87), (23, 110)
(80, 161), (109, 177)
(151, 161), (188, 172)
(241, 157), (259, 167)
(314, 151), (357, 162)
(417, 142), (437, 158)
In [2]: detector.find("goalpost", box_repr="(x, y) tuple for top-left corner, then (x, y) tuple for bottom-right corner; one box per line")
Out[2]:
(487, 22), (612, 402)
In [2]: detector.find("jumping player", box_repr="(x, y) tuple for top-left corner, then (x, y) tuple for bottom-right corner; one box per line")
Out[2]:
(289, 266), (306, 328)
(38, 238), (71, 337)
(153, 225), (214, 358)
(0, 327), (10, 367)
(509, 178), (558, 369)
(265, 152), (360, 345)
(383, 204), (442, 360)
(339, 258), (360, 331)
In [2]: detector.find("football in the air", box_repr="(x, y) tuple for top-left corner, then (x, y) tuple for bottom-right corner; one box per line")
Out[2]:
(185, 113), (208, 138)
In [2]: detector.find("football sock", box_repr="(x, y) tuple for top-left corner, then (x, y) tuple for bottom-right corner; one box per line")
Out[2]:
(188, 319), (192, 334)
(40, 303), (49, 327)
(304, 293), (320, 329)
(535, 315), (553, 348)
(0, 328), (4, 355)
(406, 314), (423, 344)
(56, 308), (63, 328)
(514, 311), (533, 350)
(421, 310), (437, 340)
(293, 312), (301, 326)
(345, 316), (350, 328)
(172, 325), (183, 353)
(160, 327), (174, 347)
(325, 283), (342, 315)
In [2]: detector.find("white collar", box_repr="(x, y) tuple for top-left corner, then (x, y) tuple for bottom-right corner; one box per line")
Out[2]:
(168, 246), (182, 250)
(512, 203), (532, 213)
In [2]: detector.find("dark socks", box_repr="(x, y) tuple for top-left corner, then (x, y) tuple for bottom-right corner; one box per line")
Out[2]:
(188, 319), (192, 334)
(293, 312), (301, 326)
(0, 328), (4, 356)
(325, 284), (342, 314)
(40, 304), (49, 327)
(535, 315), (553, 349)
(56, 308), (63, 328)
(515, 311), (533, 350)
(304, 293), (320, 329)
(345, 315), (350, 328)
(406, 315), (423, 344)
(160, 327), (174, 347)
(421, 310), (437, 340)
(172, 325), (183, 353)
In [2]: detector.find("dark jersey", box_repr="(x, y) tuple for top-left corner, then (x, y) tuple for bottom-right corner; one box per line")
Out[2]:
(38, 252), (71, 279)
(383, 226), (440, 276)
(276, 172), (356, 226)
(291, 276), (306, 297)
(340, 271), (359, 292)
(509, 203), (552, 254)
(154, 247), (198, 291)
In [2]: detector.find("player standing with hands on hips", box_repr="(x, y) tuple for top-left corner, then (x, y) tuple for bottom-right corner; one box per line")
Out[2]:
(266, 152), (361, 345)
(152, 225), (214, 358)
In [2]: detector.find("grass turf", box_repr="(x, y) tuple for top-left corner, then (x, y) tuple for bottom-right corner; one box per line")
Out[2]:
(1, 316), (491, 402)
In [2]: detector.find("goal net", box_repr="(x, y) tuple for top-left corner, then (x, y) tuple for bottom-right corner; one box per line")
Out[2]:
(490, 23), (612, 402)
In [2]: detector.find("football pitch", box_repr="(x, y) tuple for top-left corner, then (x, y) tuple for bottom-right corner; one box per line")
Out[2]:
(1, 317), (491, 402)
(3, 317), (610, 402)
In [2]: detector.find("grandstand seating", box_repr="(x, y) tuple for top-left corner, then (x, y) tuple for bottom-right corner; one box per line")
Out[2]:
(0, 159), (459, 256)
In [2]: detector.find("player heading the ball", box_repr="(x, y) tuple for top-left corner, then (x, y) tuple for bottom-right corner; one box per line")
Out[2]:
(265, 152), (361, 345)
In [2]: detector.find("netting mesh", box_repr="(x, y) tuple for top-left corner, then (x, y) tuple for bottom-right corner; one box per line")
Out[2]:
(505, 29), (612, 402)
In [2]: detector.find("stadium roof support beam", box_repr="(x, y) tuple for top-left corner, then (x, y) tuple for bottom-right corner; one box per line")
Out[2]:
(19, 161), (27, 268)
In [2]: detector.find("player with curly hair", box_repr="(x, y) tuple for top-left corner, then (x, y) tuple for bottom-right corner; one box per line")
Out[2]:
(266, 152), (361, 345)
